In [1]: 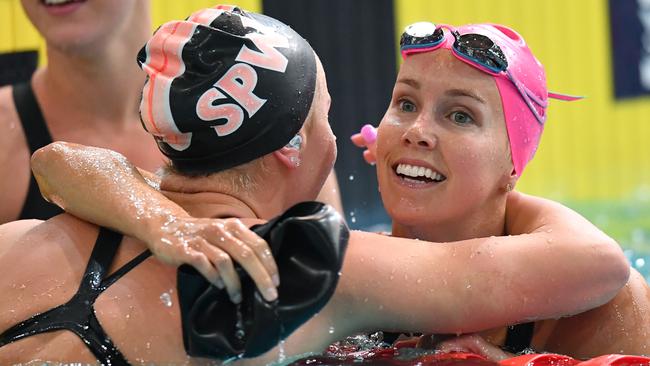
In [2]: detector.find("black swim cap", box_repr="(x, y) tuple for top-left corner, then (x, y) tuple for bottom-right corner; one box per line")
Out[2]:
(137, 5), (317, 174)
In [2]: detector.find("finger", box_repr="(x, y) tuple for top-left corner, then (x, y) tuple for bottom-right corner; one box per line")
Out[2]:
(227, 220), (279, 287)
(435, 340), (470, 353)
(197, 239), (243, 304)
(208, 229), (278, 302)
(363, 150), (376, 165)
(184, 250), (224, 288)
(350, 133), (367, 147)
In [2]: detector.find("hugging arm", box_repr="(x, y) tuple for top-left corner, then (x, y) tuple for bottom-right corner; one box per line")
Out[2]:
(238, 200), (630, 363)
(31, 142), (629, 353)
(30, 142), (280, 303)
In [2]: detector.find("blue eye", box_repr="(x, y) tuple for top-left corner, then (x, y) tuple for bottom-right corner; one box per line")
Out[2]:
(450, 111), (474, 125)
(399, 100), (417, 113)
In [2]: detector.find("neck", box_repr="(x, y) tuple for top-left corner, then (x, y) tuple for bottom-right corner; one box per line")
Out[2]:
(32, 12), (150, 130)
(159, 172), (292, 221)
(391, 198), (508, 243)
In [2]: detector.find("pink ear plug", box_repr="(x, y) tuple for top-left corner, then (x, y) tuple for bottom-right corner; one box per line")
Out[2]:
(360, 124), (377, 145)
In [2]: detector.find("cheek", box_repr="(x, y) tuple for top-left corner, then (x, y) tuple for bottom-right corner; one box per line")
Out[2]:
(376, 122), (403, 157)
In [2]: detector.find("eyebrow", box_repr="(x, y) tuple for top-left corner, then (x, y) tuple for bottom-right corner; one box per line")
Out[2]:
(444, 89), (486, 104)
(396, 77), (421, 89)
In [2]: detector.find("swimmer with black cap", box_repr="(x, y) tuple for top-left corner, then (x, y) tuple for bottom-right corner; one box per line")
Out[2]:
(14, 5), (629, 364)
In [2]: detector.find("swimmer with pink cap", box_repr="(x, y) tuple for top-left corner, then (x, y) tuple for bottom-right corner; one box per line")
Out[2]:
(355, 22), (581, 176)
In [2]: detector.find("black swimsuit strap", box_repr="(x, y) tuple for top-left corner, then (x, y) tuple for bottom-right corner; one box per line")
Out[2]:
(503, 322), (535, 353)
(12, 82), (53, 152)
(0, 227), (150, 365)
(12, 81), (63, 220)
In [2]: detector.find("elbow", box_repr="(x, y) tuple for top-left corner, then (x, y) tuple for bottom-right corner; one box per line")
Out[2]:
(591, 236), (630, 304)
(31, 141), (69, 176)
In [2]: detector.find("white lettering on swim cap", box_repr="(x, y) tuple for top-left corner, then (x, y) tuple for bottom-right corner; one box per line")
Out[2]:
(215, 63), (267, 117)
(196, 88), (245, 136)
(195, 23), (290, 137)
(236, 32), (289, 73)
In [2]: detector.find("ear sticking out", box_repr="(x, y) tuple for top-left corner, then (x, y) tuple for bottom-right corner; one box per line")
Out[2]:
(273, 134), (303, 169)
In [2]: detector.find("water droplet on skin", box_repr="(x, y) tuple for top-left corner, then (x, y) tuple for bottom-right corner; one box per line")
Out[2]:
(416, 278), (422, 284)
(160, 292), (173, 307)
(278, 340), (286, 363)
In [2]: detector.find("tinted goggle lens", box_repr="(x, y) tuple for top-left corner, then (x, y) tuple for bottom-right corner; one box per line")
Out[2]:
(457, 33), (493, 49)
(400, 22), (444, 49)
(454, 32), (508, 72)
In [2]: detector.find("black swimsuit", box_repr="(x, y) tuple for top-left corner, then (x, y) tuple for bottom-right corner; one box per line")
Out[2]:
(0, 227), (151, 365)
(12, 81), (64, 220)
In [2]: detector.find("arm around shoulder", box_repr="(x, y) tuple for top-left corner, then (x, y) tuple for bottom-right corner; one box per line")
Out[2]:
(506, 191), (630, 308)
(334, 198), (630, 336)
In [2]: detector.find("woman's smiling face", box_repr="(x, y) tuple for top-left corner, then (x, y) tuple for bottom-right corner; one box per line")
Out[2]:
(376, 50), (514, 230)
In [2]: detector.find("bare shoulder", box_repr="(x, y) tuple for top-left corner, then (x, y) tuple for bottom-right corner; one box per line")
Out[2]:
(0, 219), (42, 256)
(0, 214), (99, 332)
(537, 269), (650, 358)
(0, 214), (99, 262)
(506, 191), (602, 235)
(0, 85), (32, 223)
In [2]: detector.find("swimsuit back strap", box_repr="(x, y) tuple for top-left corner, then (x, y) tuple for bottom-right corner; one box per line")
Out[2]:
(0, 228), (134, 365)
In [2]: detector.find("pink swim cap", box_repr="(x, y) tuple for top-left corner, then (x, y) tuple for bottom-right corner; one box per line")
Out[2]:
(401, 23), (580, 176)
(461, 24), (546, 176)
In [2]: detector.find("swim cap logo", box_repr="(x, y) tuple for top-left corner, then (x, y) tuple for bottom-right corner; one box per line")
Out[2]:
(196, 31), (289, 136)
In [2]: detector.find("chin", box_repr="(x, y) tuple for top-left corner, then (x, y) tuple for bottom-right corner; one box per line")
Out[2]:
(384, 199), (434, 225)
(45, 28), (104, 53)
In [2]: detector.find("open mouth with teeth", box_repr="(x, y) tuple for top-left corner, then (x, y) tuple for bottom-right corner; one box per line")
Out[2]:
(394, 163), (447, 184)
(41, 0), (86, 6)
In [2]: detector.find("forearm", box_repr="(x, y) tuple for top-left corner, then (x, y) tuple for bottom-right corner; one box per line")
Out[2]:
(30, 142), (186, 244)
(341, 227), (629, 335)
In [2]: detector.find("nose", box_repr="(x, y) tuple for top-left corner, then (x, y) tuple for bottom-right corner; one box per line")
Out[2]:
(402, 117), (436, 150)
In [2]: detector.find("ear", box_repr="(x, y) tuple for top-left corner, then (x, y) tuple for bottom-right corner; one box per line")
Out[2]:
(506, 168), (519, 192)
(273, 146), (301, 169)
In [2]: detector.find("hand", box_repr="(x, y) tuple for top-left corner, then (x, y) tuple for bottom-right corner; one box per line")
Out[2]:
(350, 124), (378, 165)
(146, 216), (279, 304)
(431, 334), (511, 362)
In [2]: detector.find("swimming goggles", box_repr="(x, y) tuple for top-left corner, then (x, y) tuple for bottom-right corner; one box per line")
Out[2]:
(400, 22), (581, 125)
